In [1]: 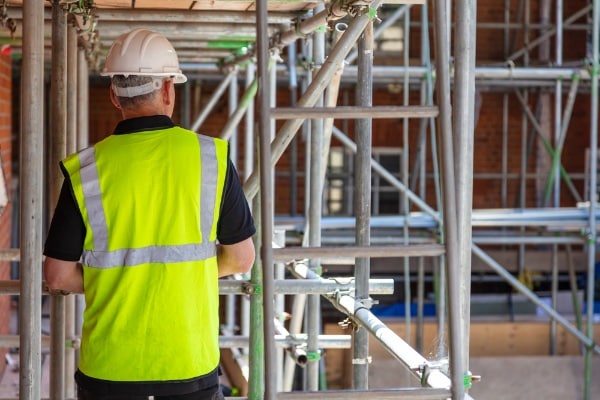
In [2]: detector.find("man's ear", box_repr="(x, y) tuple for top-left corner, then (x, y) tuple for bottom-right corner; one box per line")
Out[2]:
(109, 86), (121, 109)
(162, 79), (174, 106)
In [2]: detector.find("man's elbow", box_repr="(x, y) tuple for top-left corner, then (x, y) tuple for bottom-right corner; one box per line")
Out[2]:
(238, 257), (254, 275)
(237, 244), (255, 275)
(43, 258), (83, 293)
(219, 238), (255, 276)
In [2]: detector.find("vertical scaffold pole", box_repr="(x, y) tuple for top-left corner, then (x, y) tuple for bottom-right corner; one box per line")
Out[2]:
(432, 0), (464, 398)
(65, 23), (79, 400)
(256, 0), (276, 398)
(50, 2), (68, 399)
(353, 18), (373, 390)
(307, 3), (325, 391)
(584, 2), (599, 399)
(453, 0), (476, 382)
(20, 0), (45, 399)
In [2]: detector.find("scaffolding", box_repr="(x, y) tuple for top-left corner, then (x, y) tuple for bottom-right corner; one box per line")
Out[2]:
(0, 0), (599, 399)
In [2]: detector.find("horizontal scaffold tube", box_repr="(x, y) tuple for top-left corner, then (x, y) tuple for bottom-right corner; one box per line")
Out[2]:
(269, 106), (438, 120)
(226, 334), (354, 349)
(0, 278), (394, 296)
(275, 388), (452, 400)
(0, 334), (351, 350)
(273, 244), (445, 261)
(219, 278), (394, 295)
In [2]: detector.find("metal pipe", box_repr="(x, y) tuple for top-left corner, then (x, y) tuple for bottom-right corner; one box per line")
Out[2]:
(244, 63), (256, 181)
(20, 0), (45, 398)
(77, 48), (89, 150)
(333, 294), (452, 390)
(283, 291), (307, 391)
(270, 106), (438, 119)
(273, 244), (445, 261)
(584, 1), (599, 397)
(64, 23), (79, 400)
(0, 278), (394, 297)
(352, 19), (373, 390)
(402, 7), (412, 357)
(287, 40), (299, 216)
(219, 335), (351, 349)
(185, 63), (598, 83)
(0, 333), (352, 351)
(50, 3), (68, 399)
(225, 70), (240, 344)
(453, 0), (477, 378)
(550, 243), (559, 355)
(76, 43), (89, 378)
(276, 388), (453, 400)
(190, 69), (236, 132)
(432, 0), (464, 398)
(228, 68), (240, 165)
(307, 5), (325, 387)
(248, 202), (264, 399)
(239, 278), (394, 294)
(256, 0), (276, 397)
(243, 0), (383, 201)
(240, 64), (255, 362)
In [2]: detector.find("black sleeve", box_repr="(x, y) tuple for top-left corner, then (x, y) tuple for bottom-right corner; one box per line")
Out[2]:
(217, 160), (256, 245)
(43, 178), (86, 261)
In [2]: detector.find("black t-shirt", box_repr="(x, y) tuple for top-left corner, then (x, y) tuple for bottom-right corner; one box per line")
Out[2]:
(43, 115), (256, 395)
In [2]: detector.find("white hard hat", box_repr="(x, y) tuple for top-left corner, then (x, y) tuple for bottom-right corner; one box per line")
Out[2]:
(101, 28), (187, 84)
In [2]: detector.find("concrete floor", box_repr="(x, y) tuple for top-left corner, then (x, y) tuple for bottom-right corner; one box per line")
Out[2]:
(369, 355), (600, 400)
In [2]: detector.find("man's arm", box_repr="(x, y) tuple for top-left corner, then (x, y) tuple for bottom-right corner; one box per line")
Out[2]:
(217, 237), (255, 278)
(44, 257), (84, 294)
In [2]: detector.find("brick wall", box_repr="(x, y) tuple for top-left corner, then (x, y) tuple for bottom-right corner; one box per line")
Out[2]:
(0, 47), (12, 380)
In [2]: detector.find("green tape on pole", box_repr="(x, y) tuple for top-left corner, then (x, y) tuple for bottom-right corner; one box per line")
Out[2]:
(367, 7), (378, 20)
(464, 373), (473, 389)
(307, 351), (321, 361)
(253, 284), (262, 295)
(315, 25), (327, 33)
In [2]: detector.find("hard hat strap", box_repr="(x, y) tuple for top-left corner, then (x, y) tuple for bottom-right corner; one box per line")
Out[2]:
(112, 77), (164, 98)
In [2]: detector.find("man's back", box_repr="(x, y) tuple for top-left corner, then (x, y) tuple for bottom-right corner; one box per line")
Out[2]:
(65, 123), (229, 382)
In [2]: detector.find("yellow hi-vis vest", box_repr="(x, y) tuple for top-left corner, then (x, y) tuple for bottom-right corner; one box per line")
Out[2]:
(62, 126), (228, 382)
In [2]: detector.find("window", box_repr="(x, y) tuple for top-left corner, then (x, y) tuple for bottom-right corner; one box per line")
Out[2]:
(325, 147), (403, 216)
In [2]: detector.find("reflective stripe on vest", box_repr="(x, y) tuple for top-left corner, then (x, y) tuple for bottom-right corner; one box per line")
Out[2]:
(75, 134), (219, 268)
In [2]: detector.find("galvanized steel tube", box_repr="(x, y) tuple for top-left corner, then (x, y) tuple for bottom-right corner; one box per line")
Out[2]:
(352, 19), (373, 390)
(256, 0), (276, 397)
(432, 0), (464, 398)
(20, 0), (45, 398)
(584, 1), (599, 398)
(306, 4), (325, 387)
(453, 0), (477, 378)
(49, 3), (68, 399)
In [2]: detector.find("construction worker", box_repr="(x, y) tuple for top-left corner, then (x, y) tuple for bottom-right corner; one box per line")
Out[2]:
(43, 28), (256, 400)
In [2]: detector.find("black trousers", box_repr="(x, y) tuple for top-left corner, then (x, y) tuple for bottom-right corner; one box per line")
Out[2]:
(77, 385), (225, 400)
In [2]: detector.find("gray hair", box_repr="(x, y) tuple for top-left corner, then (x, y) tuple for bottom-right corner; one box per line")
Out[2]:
(111, 75), (162, 107)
